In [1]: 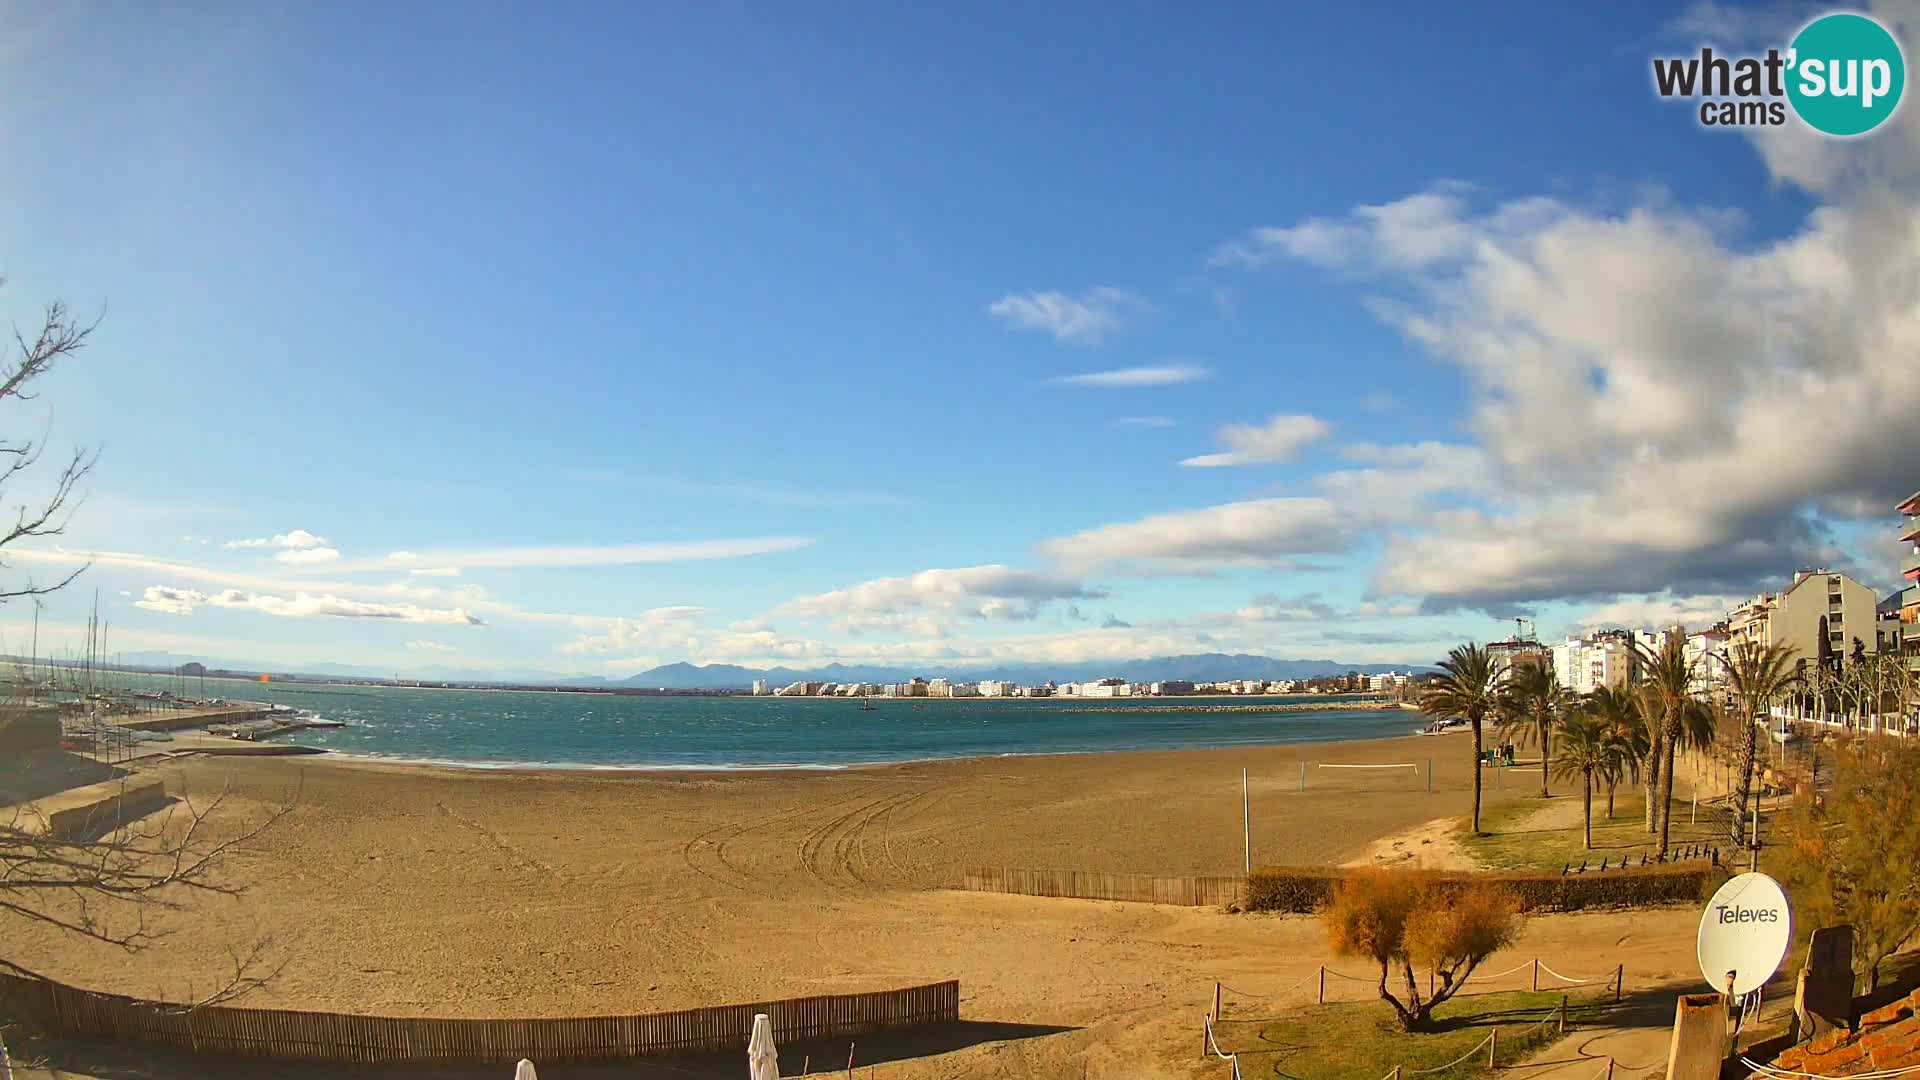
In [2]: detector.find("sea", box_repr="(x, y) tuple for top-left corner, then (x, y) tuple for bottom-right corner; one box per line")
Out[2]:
(107, 674), (1422, 770)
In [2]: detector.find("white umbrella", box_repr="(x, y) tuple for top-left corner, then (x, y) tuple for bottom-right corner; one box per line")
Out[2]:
(513, 1060), (538, 1080)
(748, 1012), (780, 1080)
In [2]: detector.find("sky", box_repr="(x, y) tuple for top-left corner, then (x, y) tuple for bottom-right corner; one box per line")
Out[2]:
(0, 1), (1915, 677)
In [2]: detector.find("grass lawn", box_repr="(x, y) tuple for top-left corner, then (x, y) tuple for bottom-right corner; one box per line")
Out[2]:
(1461, 788), (1735, 871)
(1213, 988), (1611, 1080)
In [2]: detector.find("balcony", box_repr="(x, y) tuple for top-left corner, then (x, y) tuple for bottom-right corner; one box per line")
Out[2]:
(1906, 551), (1920, 581)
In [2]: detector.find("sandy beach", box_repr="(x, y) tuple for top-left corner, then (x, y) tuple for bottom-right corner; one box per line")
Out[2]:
(8, 735), (1713, 1079)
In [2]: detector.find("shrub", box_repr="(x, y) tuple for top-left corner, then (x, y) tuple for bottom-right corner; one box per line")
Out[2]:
(1323, 868), (1523, 1031)
(1246, 863), (1708, 914)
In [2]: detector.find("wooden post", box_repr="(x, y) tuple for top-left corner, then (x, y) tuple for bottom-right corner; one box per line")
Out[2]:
(1427, 758), (1433, 794)
(1317, 965), (1325, 1004)
(1300, 760), (1306, 792)
(803, 1056), (810, 1077)
(848, 1042), (856, 1079)
(1560, 993), (1569, 1033)
(1605, 1058), (1614, 1080)
(1616, 964), (1624, 1003)
(1489, 1028), (1498, 1068)
(1531, 958), (1540, 992)
(1212, 982), (1222, 1021)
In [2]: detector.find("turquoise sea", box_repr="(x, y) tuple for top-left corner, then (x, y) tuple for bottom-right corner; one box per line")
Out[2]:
(115, 675), (1421, 769)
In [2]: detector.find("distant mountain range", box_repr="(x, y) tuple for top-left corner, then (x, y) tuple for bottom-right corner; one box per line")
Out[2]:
(614, 655), (1429, 690)
(92, 650), (1429, 690)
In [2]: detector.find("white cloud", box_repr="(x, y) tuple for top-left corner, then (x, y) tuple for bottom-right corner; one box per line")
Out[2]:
(405, 640), (456, 652)
(205, 589), (482, 625)
(771, 565), (1101, 630)
(1566, 592), (1746, 635)
(275, 547), (341, 565)
(133, 586), (207, 615)
(1040, 497), (1355, 574)
(129, 578), (479, 625)
(1229, 168), (1920, 611)
(1180, 414), (1332, 467)
(351, 538), (812, 571)
(559, 606), (707, 654)
(1051, 364), (1211, 388)
(225, 529), (330, 551)
(987, 287), (1147, 345)
(1232, 592), (1338, 622)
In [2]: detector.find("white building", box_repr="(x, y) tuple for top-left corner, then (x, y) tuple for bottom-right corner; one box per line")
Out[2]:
(978, 680), (1011, 697)
(751, 679), (769, 696)
(1549, 637), (1634, 695)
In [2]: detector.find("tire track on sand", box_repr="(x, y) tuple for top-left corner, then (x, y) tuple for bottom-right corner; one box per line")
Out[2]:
(680, 787), (878, 893)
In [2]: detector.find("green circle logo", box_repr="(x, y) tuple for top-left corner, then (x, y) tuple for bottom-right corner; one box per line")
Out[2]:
(1787, 12), (1906, 136)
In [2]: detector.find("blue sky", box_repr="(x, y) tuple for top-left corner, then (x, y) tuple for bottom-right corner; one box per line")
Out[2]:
(0, 1), (1914, 676)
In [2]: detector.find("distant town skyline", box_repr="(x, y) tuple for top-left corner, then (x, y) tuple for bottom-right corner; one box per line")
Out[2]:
(0, 4), (1913, 675)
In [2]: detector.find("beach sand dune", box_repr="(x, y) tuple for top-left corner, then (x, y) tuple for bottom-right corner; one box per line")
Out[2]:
(7, 735), (1708, 1079)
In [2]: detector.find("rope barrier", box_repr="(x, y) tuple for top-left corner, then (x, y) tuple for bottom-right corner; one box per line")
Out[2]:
(1203, 1014), (1244, 1080)
(1536, 963), (1605, 986)
(1223, 958), (1616, 992)
(1325, 967), (1380, 983)
(1202, 959), (1623, 1079)
(1477, 960), (1541, 982)
(1216, 969), (1322, 1002)
(1405, 1031), (1495, 1075)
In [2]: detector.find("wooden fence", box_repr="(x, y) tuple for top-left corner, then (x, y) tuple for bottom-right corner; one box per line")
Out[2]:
(0, 973), (959, 1064)
(961, 866), (1245, 906)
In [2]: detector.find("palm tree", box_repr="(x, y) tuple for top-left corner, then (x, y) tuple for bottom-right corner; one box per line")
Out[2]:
(1637, 630), (1702, 857)
(1718, 640), (1799, 857)
(1499, 662), (1566, 798)
(1422, 643), (1503, 835)
(1552, 711), (1617, 849)
(1584, 685), (1648, 819)
(1637, 683), (1665, 835)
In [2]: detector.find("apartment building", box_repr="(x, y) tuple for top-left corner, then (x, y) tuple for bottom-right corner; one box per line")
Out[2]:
(1901, 490), (1920, 672)
(1728, 568), (1893, 665)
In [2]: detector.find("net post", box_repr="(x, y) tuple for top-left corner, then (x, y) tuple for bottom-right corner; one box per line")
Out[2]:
(1488, 1028), (1497, 1068)
(1212, 981), (1221, 1021)
(1615, 964), (1623, 1002)
(1427, 758), (1433, 794)
(1531, 958), (1539, 992)
(1300, 761), (1306, 792)
(1317, 965), (1325, 1004)
(1559, 993), (1568, 1033)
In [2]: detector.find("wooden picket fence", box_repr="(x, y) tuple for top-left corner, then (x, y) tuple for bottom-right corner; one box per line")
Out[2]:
(961, 866), (1245, 906)
(0, 972), (959, 1064)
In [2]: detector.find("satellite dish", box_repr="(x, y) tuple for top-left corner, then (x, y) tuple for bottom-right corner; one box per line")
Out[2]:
(1697, 872), (1791, 997)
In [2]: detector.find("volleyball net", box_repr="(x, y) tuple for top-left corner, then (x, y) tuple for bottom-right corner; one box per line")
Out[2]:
(1299, 760), (1428, 791)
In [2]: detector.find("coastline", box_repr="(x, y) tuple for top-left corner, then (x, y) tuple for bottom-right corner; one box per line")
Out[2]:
(260, 722), (1449, 781)
(17, 729), (1528, 1025)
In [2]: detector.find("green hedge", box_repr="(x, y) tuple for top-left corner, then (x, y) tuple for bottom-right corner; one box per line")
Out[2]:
(1243, 863), (1717, 914)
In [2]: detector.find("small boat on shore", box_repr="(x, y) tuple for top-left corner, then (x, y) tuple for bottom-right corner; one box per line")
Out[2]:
(1417, 718), (1470, 736)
